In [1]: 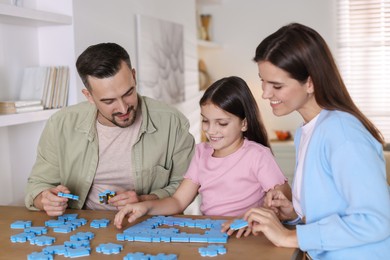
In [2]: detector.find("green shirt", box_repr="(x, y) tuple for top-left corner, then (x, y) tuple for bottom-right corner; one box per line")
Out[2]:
(25, 96), (195, 210)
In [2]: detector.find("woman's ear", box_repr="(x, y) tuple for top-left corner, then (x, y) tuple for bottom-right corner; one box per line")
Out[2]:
(306, 76), (314, 94)
(241, 118), (248, 132)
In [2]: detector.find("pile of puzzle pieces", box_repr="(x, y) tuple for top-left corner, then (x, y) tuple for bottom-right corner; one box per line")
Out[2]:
(10, 213), (109, 258)
(117, 216), (229, 243)
(10, 214), (238, 259)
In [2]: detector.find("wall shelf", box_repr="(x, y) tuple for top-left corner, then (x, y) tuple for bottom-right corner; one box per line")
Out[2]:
(0, 109), (59, 127)
(0, 3), (72, 26)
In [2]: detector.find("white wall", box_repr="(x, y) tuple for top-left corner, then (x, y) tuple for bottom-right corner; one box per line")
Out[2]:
(0, 0), (337, 206)
(72, 0), (202, 142)
(199, 0), (337, 138)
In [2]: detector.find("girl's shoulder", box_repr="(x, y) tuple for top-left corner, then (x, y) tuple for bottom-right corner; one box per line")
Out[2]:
(242, 139), (273, 157)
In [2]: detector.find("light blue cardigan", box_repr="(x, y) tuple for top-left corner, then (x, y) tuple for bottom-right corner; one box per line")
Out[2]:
(294, 110), (390, 259)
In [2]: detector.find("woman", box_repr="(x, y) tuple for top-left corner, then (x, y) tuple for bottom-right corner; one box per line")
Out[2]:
(224, 23), (390, 259)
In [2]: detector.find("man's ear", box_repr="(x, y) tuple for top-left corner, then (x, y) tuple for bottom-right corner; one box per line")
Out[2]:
(132, 68), (137, 85)
(82, 89), (95, 104)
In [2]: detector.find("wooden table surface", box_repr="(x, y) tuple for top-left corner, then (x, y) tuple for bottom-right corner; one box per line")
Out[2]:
(0, 206), (295, 259)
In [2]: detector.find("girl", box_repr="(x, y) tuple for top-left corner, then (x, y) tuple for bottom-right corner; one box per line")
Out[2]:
(224, 23), (390, 259)
(114, 76), (291, 228)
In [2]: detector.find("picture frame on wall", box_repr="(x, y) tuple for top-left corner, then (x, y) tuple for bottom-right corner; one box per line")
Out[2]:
(135, 14), (185, 105)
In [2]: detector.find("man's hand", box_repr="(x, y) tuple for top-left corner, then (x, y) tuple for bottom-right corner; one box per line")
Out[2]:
(34, 185), (70, 217)
(108, 190), (158, 210)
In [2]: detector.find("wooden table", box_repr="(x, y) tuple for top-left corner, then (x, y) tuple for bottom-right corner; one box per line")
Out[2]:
(0, 206), (295, 259)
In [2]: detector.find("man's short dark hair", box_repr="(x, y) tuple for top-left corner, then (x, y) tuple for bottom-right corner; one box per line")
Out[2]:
(76, 42), (132, 91)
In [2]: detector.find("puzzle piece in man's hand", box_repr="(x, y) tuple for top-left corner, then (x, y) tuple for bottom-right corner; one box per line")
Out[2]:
(57, 192), (79, 200)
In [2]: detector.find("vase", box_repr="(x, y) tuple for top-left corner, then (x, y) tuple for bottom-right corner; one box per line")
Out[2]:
(200, 14), (212, 41)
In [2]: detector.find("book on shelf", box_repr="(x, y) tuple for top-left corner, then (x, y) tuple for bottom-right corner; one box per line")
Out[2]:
(0, 100), (44, 115)
(19, 65), (70, 110)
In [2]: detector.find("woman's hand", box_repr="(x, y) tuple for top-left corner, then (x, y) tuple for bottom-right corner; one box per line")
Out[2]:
(244, 207), (298, 248)
(221, 218), (252, 238)
(263, 189), (298, 221)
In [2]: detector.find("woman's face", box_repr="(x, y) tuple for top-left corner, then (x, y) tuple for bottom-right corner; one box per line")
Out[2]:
(257, 61), (317, 122)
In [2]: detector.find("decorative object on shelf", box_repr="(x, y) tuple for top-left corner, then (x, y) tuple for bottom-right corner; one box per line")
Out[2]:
(200, 14), (212, 41)
(198, 59), (211, 91)
(0, 100), (43, 115)
(274, 130), (292, 141)
(19, 66), (70, 110)
(136, 14), (184, 105)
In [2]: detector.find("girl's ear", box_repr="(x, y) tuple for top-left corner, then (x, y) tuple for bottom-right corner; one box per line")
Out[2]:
(241, 118), (248, 132)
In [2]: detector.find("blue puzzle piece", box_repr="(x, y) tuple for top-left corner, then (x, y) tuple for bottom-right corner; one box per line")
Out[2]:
(58, 213), (78, 221)
(25, 226), (48, 235)
(53, 223), (75, 233)
(96, 243), (123, 255)
(27, 252), (53, 260)
(199, 244), (227, 257)
(45, 219), (65, 227)
(70, 231), (95, 241)
(10, 232), (36, 243)
(29, 235), (56, 246)
(98, 189), (116, 204)
(124, 252), (177, 260)
(43, 245), (67, 255)
(10, 220), (32, 229)
(90, 218), (110, 228)
(64, 247), (90, 258)
(68, 218), (87, 227)
(57, 192), (79, 200)
(230, 218), (249, 230)
(64, 239), (90, 248)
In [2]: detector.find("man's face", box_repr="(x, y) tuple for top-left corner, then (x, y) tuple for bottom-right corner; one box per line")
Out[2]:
(82, 61), (138, 128)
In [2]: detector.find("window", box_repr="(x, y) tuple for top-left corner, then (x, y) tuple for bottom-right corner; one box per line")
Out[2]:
(337, 0), (390, 141)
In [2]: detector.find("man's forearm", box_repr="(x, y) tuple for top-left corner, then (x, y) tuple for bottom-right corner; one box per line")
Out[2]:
(139, 194), (159, 202)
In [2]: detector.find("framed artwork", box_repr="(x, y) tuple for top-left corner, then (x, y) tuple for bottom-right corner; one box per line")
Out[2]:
(136, 14), (185, 104)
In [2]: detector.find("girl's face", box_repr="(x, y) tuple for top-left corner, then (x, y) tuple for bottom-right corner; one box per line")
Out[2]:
(201, 102), (247, 158)
(258, 61), (318, 122)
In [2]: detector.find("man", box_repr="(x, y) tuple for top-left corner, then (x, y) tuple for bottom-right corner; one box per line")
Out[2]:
(25, 43), (195, 216)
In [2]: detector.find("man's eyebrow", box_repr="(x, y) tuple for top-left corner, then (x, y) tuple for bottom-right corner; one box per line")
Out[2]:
(99, 86), (135, 102)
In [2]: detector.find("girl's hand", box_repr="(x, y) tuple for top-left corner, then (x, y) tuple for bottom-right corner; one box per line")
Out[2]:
(221, 219), (252, 238)
(244, 207), (298, 248)
(113, 202), (148, 229)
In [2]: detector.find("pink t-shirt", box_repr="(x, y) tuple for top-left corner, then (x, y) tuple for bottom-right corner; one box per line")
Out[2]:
(185, 139), (287, 216)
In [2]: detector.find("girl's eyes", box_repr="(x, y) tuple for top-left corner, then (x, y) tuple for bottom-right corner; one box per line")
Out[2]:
(201, 120), (228, 126)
